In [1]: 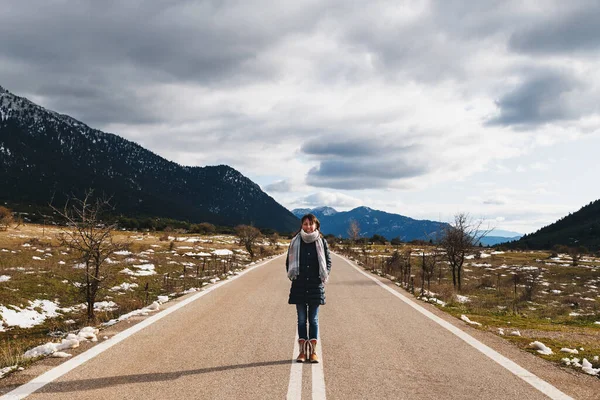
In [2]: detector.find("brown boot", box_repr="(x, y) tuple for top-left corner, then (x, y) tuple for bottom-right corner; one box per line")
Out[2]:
(308, 339), (319, 363)
(296, 339), (307, 363)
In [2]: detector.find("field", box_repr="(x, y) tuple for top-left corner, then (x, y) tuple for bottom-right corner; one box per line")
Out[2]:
(0, 224), (283, 377)
(337, 243), (600, 377)
(1, 225), (599, 380)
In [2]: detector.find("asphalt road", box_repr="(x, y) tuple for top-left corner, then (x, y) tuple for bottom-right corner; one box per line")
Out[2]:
(4, 253), (600, 399)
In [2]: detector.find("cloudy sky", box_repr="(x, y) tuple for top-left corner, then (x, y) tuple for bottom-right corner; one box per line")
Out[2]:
(2, 0), (600, 234)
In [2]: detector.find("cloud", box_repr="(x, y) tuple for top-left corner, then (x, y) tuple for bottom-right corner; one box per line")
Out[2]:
(0, 0), (327, 126)
(302, 138), (419, 158)
(509, 4), (600, 55)
(306, 158), (428, 190)
(263, 180), (292, 193)
(487, 71), (583, 127)
(301, 136), (430, 189)
(483, 198), (507, 205)
(530, 162), (549, 171)
(1, 0), (600, 234)
(295, 192), (362, 209)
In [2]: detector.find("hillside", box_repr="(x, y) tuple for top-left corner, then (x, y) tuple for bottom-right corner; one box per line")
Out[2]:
(0, 85), (298, 232)
(506, 199), (600, 250)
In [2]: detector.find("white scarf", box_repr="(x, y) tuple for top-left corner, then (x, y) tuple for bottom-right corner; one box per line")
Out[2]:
(287, 229), (328, 283)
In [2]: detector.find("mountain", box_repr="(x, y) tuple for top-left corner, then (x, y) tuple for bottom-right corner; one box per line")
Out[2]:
(485, 229), (522, 238)
(0, 85), (299, 232)
(292, 206), (447, 241)
(505, 199), (600, 251)
(477, 229), (522, 246)
(292, 206), (338, 219)
(480, 236), (522, 247)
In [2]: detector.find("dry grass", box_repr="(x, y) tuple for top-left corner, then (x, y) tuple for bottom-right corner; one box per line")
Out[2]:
(0, 223), (285, 373)
(341, 243), (600, 376)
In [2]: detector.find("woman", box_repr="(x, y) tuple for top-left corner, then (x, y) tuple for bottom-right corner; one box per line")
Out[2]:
(286, 213), (331, 363)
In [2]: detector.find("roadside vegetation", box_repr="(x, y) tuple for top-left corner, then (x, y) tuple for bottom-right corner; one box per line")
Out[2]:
(0, 219), (285, 378)
(337, 235), (600, 377)
(2, 205), (599, 381)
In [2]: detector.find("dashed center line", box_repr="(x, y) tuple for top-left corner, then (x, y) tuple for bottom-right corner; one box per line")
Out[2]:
(286, 335), (302, 400)
(286, 333), (327, 399)
(311, 334), (326, 400)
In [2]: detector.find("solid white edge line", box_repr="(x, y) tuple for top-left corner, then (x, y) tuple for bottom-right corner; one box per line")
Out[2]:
(312, 334), (326, 400)
(335, 253), (574, 400)
(286, 334), (302, 400)
(1, 255), (284, 400)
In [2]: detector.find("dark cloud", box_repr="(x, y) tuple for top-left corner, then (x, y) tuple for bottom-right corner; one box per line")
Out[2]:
(334, 1), (535, 83)
(301, 137), (428, 189)
(0, 0), (324, 126)
(1, 0), (599, 199)
(37, 82), (162, 126)
(509, 4), (600, 55)
(487, 71), (581, 127)
(306, 159), (428, 190)
(302, 138), (418, 157)
(264, 180), (292, 193)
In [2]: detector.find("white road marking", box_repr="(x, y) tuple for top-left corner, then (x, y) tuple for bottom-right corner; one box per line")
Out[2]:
(286, 335), (303, 400)
(337, 254), (574, 400)
(312, 334), (326, 400)
(1, 255), (283, 400)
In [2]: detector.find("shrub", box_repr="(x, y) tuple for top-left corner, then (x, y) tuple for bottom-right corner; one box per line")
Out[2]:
(0, 206), (14, 231)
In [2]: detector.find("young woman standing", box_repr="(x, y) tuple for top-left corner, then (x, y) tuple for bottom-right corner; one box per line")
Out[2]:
(286, 213), (331, 363)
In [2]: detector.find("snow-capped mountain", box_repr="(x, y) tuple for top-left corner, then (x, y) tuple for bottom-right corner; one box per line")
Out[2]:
(292, 206), (338, 219)
(0, 85), (298, 232)
(293, 206), (447, 241)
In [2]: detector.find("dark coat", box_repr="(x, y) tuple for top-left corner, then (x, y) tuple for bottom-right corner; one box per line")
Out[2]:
(286, 237), (332, 305)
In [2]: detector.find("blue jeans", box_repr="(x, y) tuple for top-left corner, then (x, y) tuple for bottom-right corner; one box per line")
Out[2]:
(296, 303), (319, 340)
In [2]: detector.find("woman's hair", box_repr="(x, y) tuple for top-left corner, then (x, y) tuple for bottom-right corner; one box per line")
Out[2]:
(293, 213), (321, 236)
(301, 213), (321, 230)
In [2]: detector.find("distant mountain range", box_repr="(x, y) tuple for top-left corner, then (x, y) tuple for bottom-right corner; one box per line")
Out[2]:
(506, 199), (600, 251)
(0, 85), (298, 232)
(292, 206), (446, 241)
(293, 207), (523, 245)
(480, 235), (522, 246)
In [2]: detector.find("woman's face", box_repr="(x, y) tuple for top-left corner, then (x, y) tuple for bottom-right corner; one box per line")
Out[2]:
(302, 219), (316, 233)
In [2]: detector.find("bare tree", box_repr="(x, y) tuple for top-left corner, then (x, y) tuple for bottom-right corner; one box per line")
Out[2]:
(235, 225), (262, 259)
(0, 206), (14, 231)
(403, 247), (412, 287)
(421, 247), (441, 295)
(13, 214), (24, 229)
(568, 246), (587, 266)
(522, 267), (542, 301)
(385, 250), (403, 276)
(53, 191), (126, 321)
(347, 219), (360, 243)
(268, 232), (280, 249)
(440, 213), (491, 291)
(512, 272), (522, 314)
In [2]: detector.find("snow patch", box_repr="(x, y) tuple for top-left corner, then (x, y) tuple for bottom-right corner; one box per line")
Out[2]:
(23, 327), (99, 359)
(110, 282), (139, 292)
(456, 295), (470, 304)
(0, 300), (62, 328)
(560, 348), (579, 354)
(101, 301), (161, 327)
(460, 315), (482, 326)
(529, 341), (553, 355)
(212, 249), (233, 256)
